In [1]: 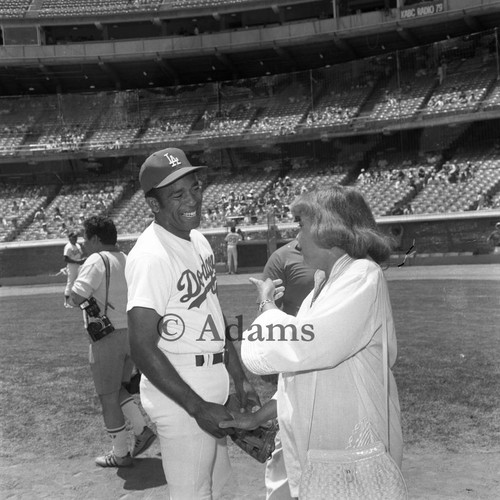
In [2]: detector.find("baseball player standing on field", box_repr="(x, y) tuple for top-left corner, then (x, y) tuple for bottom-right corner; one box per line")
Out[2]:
(70, 216), (156, 467)
(126, 147), (260, 500)
(63, 231), (85, 308)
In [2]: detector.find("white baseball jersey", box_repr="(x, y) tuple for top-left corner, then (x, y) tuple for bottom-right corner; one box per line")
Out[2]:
(125, 222), (225, 355)
(72, 251), (128, 330)
(63, 241), (83, 265)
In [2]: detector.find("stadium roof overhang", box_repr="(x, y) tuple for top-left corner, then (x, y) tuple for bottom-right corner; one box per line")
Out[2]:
(0, 4), (499, 96)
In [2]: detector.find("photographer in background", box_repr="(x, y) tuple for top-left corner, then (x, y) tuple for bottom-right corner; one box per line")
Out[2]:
(70, 215), (156, 468)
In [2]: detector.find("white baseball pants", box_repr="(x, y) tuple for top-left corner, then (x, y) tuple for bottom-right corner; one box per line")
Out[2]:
(140, 360), (231, 500)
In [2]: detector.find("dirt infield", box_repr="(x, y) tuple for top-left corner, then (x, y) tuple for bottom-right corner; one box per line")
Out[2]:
(3, 444), (500, 499)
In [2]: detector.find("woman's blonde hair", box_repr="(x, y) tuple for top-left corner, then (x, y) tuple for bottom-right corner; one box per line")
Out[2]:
(290, 186), (393, 264)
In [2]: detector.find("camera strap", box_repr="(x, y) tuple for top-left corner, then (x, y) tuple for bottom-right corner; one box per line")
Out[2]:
(98, 252), (111, 316)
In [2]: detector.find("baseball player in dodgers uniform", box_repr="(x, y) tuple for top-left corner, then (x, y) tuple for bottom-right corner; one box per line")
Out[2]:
(126, 147), (260, 500)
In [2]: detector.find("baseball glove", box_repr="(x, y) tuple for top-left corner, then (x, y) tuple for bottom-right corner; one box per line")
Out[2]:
(224, 393), (278, 463)
(229, 420), (279, 463)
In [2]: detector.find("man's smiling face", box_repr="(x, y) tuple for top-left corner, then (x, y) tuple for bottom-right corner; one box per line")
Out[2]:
(152, 173), (203, 240)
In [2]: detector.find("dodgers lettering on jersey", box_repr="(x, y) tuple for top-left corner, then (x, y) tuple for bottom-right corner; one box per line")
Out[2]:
(177, 253), (217, 309)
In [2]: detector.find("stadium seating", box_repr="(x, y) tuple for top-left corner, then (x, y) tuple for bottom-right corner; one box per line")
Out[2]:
(422, 58), (497, 117)
(483, 77), (500, 110)
(110, 188), (153, 235)
(305, 84), (372, 128)
(15, 181), (128, 241)
(367, 72), (436, 122)
(0, 0), (32, 18)
(1, 27), (499, 243)
(0, 184), (56, 242)
(247, 82), (311, 137)
(1, 50), (499, 156)
(35, 0), (163, 17)
(198, 103), (257, 138)
(352, 152), (434, 217)
(410, 147), (500, 214)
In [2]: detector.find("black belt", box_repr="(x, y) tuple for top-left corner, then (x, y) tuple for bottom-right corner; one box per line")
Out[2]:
(195, 351), (224, 367)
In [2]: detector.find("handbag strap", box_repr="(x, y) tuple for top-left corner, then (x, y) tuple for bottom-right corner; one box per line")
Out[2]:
(307, 288), (391, 451)
(97, 252), (110, 316)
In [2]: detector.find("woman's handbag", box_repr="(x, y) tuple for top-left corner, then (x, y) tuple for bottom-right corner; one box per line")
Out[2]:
(299, 441), (407, 499)
(299, 304), (408, 500)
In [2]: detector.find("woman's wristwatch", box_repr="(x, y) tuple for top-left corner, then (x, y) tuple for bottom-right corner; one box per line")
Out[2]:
(258, 298), (274, 312)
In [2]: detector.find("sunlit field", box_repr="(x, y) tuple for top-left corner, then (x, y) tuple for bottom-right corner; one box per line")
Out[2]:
(1, 278), (499, 462)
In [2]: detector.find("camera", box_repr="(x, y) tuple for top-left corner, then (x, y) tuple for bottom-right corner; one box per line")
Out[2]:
(79, 297), (115, 342)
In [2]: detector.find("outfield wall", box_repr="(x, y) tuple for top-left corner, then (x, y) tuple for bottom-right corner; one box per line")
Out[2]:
(1, 211), (499, 286)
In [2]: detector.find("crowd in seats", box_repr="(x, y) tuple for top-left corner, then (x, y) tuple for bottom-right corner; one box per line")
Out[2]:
(171, 0), (247, 7)
(0, 184), (55, 242)
(85, 117), (140, 151)
(0, 98), (42, 154)
(0, 0), (32, 18)
(306, 84), (373, 128)
(248, 84), (311, 136)
(200, 158), (351, 228)
(15, 181), (129, 241)
(353, 153), (437, 217)
(35, 0), (163, 16)
(3, 143), (500, 243)
(409, 146), (500, 214)
(32, 94), (102, 152)
(423, 59), (496, 116)
(139, 102), (202, 144)
(1, 59), (500, 157)
(199, 103), (257, 138)
(33, 124), (87, 152)
(483, 77), (500, 110)
(200, 169), (277, 228)
(369, 72), (436, 121)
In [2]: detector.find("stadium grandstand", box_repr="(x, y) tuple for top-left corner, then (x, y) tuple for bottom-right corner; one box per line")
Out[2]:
(1, 0), (500, 278)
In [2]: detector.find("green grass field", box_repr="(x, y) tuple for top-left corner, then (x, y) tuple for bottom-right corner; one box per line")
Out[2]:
(1, 279), (500, 464)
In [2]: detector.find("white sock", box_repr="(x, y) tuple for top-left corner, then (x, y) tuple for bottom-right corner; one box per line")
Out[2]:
(107, 424), (129, 457)
(121, 397), (146, 436)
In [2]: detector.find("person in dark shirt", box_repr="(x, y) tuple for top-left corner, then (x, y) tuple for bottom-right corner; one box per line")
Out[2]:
(262, 239), (315, 317)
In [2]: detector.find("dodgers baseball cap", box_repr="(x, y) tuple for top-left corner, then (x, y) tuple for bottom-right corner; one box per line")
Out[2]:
(139, 147), (206, 193)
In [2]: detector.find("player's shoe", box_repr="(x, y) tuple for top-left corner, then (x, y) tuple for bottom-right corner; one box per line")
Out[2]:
(95, 451), (133, 467)
(132, 426), (156, 457)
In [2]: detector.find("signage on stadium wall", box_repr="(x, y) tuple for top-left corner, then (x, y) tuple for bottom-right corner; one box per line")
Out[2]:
(400, 0), (445, 20)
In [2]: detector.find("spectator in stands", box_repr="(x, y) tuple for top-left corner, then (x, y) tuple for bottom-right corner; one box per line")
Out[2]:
(225, 225), (243, 274)
(437, 58), (447, 85)
(403, 204), (414, 215)
(81, 193), (91, 209)
(391, 203), (404, 216)
(475, 190), (486, 210)
(34, 207), (46, 222)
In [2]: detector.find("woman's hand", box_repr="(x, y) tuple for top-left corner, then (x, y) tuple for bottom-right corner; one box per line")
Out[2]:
(220, 399), (277, 431)
(219, 411), (261, 431)
(249, 277), (285, 303)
